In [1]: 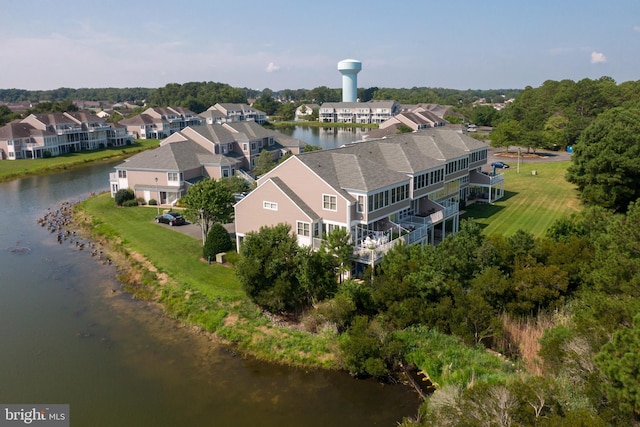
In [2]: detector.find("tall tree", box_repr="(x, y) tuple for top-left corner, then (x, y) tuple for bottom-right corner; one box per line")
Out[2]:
(566, 107), (640, 212)
(252, 149), (276, 176)
(181, 178), (235, 243)
(489, 119), (522, 151)
(321, 228), (353, 283)
(595, 312), (640, 417)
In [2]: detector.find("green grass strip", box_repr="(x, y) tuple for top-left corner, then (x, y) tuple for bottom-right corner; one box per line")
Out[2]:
(463, 161), (581, 237)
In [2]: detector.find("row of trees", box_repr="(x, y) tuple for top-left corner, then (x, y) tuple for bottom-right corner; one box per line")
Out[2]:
(490, 77), (640, 152)
(0, 87), (154, 103)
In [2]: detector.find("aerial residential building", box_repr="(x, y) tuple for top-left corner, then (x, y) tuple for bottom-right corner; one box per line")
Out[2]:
(0, 111), (133, 160)
(319, 100), (401, 124)
(200, 103), (267, 125)
(234, 128), (505, 273)
(119, 106), (202, 139)
(109, 121), (304, 204)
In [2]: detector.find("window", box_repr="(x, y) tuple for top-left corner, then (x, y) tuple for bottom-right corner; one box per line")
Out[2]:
(323, 194), (337, 211)
(222, 169), (229, 178)
(263, 201), (278, 210)
(296, 221), (310, 236)
(168, 172), (179, 182)
(118, 170), (127, 178)
(356, 195), (365, 213)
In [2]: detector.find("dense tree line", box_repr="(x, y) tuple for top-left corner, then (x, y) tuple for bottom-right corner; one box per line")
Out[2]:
(0, 87), (154, 103)
(491, 77), (640, 152)
(147, 81), (248, 113)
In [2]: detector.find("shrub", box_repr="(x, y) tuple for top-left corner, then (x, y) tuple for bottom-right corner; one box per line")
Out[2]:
(122, 199), (139, 207)
(136, 197), (146, 205)
(203, 223), (233, 260)
(43, 150), (52, 158)
(148, 199), (157, 206)
(114, 188), (135, 206)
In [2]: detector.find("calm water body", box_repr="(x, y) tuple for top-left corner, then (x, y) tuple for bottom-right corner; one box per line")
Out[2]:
(279, 126), (372, 149)
(0, 161), (419, 426)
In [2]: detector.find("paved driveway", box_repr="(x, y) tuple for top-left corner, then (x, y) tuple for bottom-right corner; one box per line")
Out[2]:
(155, 220), (235, 241)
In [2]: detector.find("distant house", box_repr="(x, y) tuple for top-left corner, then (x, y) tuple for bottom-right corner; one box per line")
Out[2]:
(379, 110), (446, 132)
(319, 100), (401, 124)
(234, 128), (505, 272)
(0, 111), (132, 160)
(294, 103), (319, 121)
(119, 106), (202, 139)
(200, 103), (267, 125)
(109, 121), (305, 204)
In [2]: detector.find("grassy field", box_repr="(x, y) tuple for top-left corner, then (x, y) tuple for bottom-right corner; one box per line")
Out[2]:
(75, 194), (339, 368)
(463, 160), (582, 237)
(0, 139), (159, 183)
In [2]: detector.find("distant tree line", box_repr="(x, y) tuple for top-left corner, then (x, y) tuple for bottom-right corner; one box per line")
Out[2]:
(0, 82), (521, 113)
(491, 77), (640, 152)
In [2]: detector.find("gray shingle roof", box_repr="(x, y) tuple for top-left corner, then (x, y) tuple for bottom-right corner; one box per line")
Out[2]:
(295, 128), (488, 194)
(117, 140), (211, 171)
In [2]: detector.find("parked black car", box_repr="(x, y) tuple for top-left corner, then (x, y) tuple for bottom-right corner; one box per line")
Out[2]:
(155, 212), (186, 226)
(491, 161), (510, 169)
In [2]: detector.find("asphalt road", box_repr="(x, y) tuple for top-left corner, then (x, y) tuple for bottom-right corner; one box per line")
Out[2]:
(486, 146), (572, 171)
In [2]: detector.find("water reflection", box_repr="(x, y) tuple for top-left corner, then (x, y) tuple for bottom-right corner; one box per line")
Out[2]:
(0, 162), (420, 426)
(279, 126), (372, 149)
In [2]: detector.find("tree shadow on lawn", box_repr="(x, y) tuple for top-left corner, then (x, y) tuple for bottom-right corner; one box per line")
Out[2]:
(462, 190), (518, 229)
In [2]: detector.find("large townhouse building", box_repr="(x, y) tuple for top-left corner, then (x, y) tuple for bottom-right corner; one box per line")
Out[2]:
(199, 103), (267, 125)
(319, 100), (401, 124)
(109, 121), (304, 205)
(0, 111), (133, 160)
(119, 106), (202, 139)
(234, 128), (505, 273)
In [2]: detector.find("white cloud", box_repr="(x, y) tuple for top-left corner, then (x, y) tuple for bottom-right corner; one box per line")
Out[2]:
(265, 62), (280, 73)
(591, 51), (607, 64)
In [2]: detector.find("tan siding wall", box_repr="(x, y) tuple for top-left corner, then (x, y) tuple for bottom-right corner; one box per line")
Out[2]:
(203, 165), (222, 180)
(234, 180), (311, 236)
(128, 170), (162, 186)
(261, 158), (349, 224)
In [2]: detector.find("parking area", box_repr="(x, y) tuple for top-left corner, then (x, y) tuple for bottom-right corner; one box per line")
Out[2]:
(155, 220), (235, 241)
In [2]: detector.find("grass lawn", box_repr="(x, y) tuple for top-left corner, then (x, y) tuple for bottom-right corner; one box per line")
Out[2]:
(463, 160), (582, 237)
(0, 139), (159, 183)
(77, 193), (242, 300)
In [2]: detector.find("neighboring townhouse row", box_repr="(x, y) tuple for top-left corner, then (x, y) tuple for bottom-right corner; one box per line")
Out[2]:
(109, 121), (304, 205)
(234, 128), (505, 274)
(199, 103), (267, 125)
(379, 109), (447, 132)
(319, 100), (401, 124)
(0, 112), (132, 160)
(119, 106), (202, 140)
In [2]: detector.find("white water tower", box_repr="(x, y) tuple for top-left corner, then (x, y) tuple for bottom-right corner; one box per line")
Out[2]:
(338, 59), (362, 102)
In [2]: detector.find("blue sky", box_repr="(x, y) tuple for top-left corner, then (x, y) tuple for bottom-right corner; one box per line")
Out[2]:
(2, 0), (640, 91)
